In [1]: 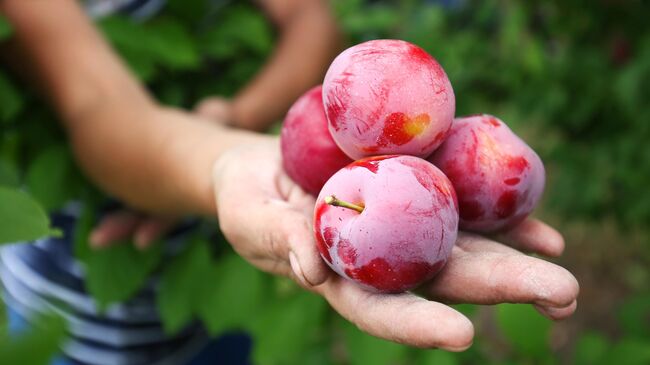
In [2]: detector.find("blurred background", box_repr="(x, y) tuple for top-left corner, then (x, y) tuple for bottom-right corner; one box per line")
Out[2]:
(1, 0), (649, 364)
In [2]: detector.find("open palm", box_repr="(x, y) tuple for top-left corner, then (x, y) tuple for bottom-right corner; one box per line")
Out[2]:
(212, 137), (579, 351)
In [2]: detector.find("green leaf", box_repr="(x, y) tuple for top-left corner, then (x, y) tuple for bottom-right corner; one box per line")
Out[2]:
(83, 240), (162, 309)
(0, 187), (53, 244)
(452, 303), (478, 318)
(0, 314), (66, 365)
(340, 5), (400, 35)
(26, 145), (75, 212)
(342, 319), (409, 365)
(298, 345), (333, 365)
(198, 253), (265, 335)
(99, 16), (199, 76)
(72, 199), (96, 261)
(201, 6), (273, 60)
(574, 332), (609, 365)
(98, 17), (158, 80)
(157, 238), (214, 334)
(251, 291), (328, 365)
(0, 14), (12, 40)
(602, 339), (650, 365)
(0, 159), (20, 187)
(617, 292), (650, 339)
(166, 0), (208, 21)
(416, 350), (460, 365)
(146, 19), (200, 70)
(496, 304), (551, 358)
(0, 293), (6, 334)
(0, 72), (24, 123)
(114, 44), (158, 81)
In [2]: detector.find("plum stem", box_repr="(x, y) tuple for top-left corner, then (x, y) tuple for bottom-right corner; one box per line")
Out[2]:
(324, 195), (364, 213)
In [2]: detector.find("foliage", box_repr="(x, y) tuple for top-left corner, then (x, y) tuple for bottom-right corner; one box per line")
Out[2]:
(0, 0), (649, 364)
(335, 0), (650, 228)
(0, 186), (57, 244)
(0, 315), (66, 365)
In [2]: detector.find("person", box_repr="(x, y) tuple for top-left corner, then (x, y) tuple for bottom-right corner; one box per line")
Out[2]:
(0, 0), (579, 359)
(1, 1), (341, 363)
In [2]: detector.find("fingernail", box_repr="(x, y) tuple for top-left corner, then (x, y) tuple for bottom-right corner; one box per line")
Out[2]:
(289, 251), (309, 286)
(444, 342), (473, 352)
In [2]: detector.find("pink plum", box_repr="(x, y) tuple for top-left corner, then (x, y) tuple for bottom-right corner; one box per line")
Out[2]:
(313, 155), (459, 293)
(428, 114), (545, 233)
(281, 85), (353, 196)
(322, 39), (455, 159)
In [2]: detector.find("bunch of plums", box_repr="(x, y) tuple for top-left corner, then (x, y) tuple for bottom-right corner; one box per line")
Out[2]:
(281, 40), (545, 293)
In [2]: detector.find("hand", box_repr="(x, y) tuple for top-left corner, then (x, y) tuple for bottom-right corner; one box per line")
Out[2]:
(212, 138), (579, 351)
(194, 96), (235, 127)
(89, 210), (176, 250)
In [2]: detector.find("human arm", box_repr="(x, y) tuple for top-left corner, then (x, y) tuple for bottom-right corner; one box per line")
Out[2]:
(195, 0), (342, 130)
(0, 0), (579, 351)
(0, 0), (266, 215)
(212, 139), (579, 350)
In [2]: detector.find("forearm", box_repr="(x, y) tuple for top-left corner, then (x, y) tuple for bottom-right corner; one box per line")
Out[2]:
(67, 104), (266, 216)
(0, 0), (265, 216)
(232, 0), (342, 131)
(0, 0), (152, 122)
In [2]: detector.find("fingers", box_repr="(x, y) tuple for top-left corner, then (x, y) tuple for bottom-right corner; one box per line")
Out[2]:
(133, 217), (176, 250)
(316, 276), (474, 351)
(534, 300), (577, 320)
(216, 186), (328, 287)
(422, 234), (579, 319)
(90, 211), (142, 248)
(252, 199), (329, 287)
(496, 218), (565, 257)
(89, 210), (175, 250)
(193, 97), (233, 125)
(214, 149), (328, 287)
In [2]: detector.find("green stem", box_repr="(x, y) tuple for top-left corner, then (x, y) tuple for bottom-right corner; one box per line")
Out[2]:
(324, 195), (364, 213)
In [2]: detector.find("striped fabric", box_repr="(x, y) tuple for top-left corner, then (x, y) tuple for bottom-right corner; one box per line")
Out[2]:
(0, 204), (214, 365)
(84, 0), (166, 19)
(2, 1), (256, 363)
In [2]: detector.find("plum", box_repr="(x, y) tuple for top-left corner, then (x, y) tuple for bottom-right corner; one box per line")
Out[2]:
(322, 39), (455, 159)
(313, 155), (458, 293)
(428, 114), (545, 233)
(281, 85), (353, 196)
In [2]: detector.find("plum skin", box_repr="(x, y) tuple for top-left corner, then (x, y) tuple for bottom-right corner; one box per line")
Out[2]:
(322, 39), (455, 160)
(280, 85), (353, 196)
(313, 155), (459, 293)
(428, 114), (546, 233)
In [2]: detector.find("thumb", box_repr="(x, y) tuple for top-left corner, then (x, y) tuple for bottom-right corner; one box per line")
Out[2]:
(216, 188), (329, 287)
(262, 200), (330, 287)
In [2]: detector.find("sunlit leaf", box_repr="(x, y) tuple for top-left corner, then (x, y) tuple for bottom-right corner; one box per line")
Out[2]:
(198, 253), (265, 335)
(26, 145), (76, 212)
(0, 159), (20, 187)
(157, 238), (213, 334)
(83, 239), (162, 309)
(0, 187), (53, 244)
(0, 314), (66, 365)
(146, 18), (200, 70)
